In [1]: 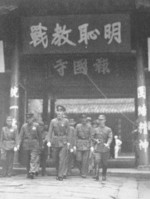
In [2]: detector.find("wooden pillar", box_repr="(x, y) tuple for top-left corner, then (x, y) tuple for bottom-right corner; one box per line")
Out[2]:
(136, 31), (149, 167)
(43, 92), (48, 122)
(9, 33), (19, 128)
(9, 30), (20, 165)
(50, 95), (55, 120)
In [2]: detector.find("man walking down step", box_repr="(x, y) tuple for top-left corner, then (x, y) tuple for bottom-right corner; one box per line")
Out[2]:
(92, 114), (113, 181)
(47, 105), (70, 181)
(75, 114), (93, 178)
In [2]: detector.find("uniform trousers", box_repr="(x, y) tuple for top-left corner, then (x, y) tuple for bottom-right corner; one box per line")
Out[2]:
(52, 145), (68, 178)
(25, 149), (40, 175)
(1, 149), (14, 176)
(40, 144), (48, 175)
(76, 150), (90, 177)
(63, 150), (75, 176)
(94, 151), (110, 177)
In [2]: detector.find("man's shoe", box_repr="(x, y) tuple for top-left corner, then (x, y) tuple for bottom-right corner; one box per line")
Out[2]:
(56, 176), (63, 181)
(81, 175), (86, 178)
(41, 170), (46, 176)
(96, 176), (99, 181)
(102, 176), (106, 181)
(26, 174), (30, 179)
(63, 175), (67, 179)
(93, 176), (97, 179)
(29, 173), (34, 179)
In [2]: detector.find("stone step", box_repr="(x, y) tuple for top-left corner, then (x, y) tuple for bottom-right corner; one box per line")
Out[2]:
(108, 156), (135, 168)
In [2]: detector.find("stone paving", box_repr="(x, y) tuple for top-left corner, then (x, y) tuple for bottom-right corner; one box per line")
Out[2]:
(0, 174), (150, 199)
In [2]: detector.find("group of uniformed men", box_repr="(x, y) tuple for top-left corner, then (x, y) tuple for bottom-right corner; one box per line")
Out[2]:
(0, 105), (113, 182)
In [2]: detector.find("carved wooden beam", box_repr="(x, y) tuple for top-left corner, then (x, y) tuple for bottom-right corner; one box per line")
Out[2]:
(0, 0), (19, 15)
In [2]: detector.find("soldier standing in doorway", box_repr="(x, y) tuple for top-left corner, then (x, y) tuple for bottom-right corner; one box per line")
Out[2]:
(18, 113), (43, 179)
(47, 105), (70, 181)
(0, 116), (19, 177)
(75, 114), (93, 178)
(92, 114), (113, 181)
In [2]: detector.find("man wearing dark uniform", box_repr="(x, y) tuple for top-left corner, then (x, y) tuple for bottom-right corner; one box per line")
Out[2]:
(0, 116), (18, 177)
(19, 113), (42, 179)
(92, 114), (113, 181)
(75, 114), (93, 178)
(47, 105), (70, 181)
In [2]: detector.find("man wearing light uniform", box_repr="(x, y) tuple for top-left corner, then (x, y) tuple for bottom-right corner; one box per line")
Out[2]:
(75, 114), (93, 178)
(92, 114), (113, 181)
(47, 105), (70, 181)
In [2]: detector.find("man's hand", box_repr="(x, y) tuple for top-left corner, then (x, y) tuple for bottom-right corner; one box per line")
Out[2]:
(47, 142), (51, 147)
(70, 148), (74, 153)
(67, 142), (70, 147)
(90, 146), (94, 153)
(73, 146), (76, 152)
(104, 143), (110, 148)
(96, 139), (100, 144)
(67, 142), (70, 149)
(14, 147), (18, 152)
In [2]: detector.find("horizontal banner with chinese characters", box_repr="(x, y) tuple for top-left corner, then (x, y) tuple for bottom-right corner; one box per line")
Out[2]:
(22, 14), (131, 54)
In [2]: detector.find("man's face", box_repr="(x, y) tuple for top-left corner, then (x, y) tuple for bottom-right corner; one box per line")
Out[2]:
(57, 109), (64, 119)
(27, 117), (34, 124)
(6, 120), (12, 127)
(82, 117), (87, 124)
(99, 119), (106, 127)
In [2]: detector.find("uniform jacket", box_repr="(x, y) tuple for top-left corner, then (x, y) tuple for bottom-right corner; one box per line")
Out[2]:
(75, 123), (92, 151)
(19, 122), (42, 150)
(48, 118), (69, 147)
(92, 126), (113, 153)
(0, 125), (18, 151)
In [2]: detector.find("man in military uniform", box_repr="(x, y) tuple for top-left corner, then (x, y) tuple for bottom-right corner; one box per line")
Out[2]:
(92, 114), (113, 181)
(19, 113), (42, 179)
(75, 114), (93, 178)
(47, 105), (70, 181)
(0, 116), (19, 177)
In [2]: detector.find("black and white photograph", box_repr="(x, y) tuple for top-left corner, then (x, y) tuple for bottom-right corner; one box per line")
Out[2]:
(0, 0), (150, 198)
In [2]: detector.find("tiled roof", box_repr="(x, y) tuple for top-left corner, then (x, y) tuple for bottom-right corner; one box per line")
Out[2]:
(55, 98), (135, 114)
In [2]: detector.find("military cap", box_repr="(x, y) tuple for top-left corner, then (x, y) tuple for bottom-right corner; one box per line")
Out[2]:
(26, 112), (34, 119)
(56, 105), (66, 112)
(87, 117), (92, 121)
(98, 114), (106, 120)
